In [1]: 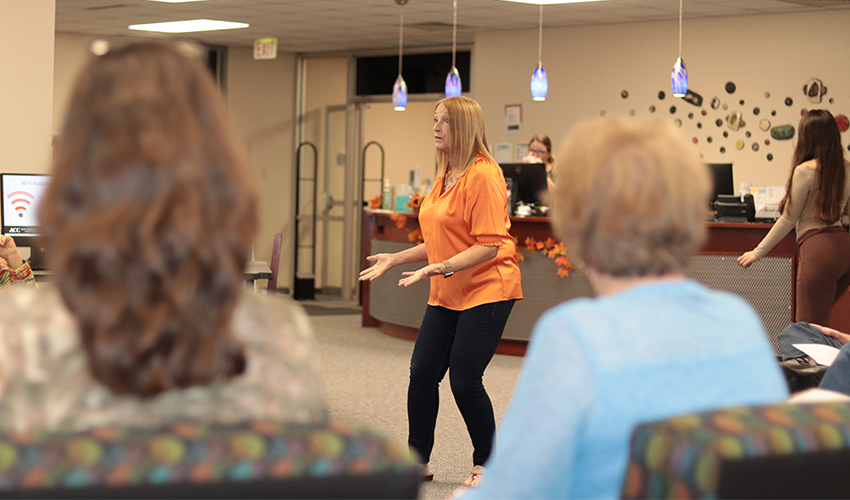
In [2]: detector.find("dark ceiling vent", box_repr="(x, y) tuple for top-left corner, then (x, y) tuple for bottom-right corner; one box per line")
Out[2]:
(407, 22), (471, 31)
(777, 0), (850, 6)
(85, 4), (128, 11)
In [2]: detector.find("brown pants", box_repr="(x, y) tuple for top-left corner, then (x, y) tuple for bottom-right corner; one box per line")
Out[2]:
(796, 226), (850, 326)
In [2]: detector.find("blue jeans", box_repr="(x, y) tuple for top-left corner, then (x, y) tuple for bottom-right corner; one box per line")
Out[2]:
(779, 322), (850, 395)
(778, 322), (842, 360)
(407, 300), (515, 466)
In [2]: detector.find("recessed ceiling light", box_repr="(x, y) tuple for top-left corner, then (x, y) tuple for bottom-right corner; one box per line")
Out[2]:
(498, 0), (613, 4)
(129, 19), (249, 33)
(145, 0), (211, 3)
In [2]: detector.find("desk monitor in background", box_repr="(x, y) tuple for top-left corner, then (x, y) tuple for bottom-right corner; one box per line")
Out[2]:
(1, 173), (51, 269)
(707, 163), (734, 207)
(499, 163), (548, 210)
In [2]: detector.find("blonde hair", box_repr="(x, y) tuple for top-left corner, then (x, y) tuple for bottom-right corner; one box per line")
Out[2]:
(435, 96), (496, 177)
(551, 117), (710, 276)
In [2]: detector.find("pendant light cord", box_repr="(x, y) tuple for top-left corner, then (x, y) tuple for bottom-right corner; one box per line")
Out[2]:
(538, 4), (543, 67)
(398, 10), (404, 77)
(452, 0), (457, 69)
(677, 0), (682, 60)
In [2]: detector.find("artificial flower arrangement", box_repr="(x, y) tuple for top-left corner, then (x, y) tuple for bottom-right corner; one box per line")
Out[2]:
(406, 192), (424, 213)
(390, 212), (424, 245)
(369, 195), (382, 210)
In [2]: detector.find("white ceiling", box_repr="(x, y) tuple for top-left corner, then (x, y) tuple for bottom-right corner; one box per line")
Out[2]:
(55, 0), (850, 55)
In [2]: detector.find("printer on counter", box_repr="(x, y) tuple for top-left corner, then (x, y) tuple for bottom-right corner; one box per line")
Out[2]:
(715, 194), (755, 222)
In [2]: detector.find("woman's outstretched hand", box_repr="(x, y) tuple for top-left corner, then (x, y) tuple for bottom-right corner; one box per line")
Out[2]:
(737, 251), (759, 268)
(359, 253), (394, 281)
(399, 263), (444, 287)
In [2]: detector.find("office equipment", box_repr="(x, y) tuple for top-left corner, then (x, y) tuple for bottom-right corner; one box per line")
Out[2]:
(499, 163), (548, 212)
(0, 173), (50, 269)
(715, 193), (755, 222)
(706, 163), (734, 208)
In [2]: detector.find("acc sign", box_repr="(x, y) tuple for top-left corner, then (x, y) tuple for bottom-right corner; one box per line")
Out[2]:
(254, 38), (278, 60)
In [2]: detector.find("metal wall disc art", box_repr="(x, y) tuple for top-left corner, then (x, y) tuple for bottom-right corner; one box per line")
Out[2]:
(765, 92), (771, 99)
(785, 97), (793, 106)
(770, 124), (795, 140)
(803, 78), (826, 103)
(710, 97), (721, 109)
(725, 82), (736, 94)
(736, 140), (745, 150)
(836, 114), (849, 132)
(759, 119), (771, 131)
(767, 153), (774, 161)
(674, 118), (683, 127)
(670, 106), (677, 114)
(752, 142), (759, 152)
(753, 107), (760, 115)
(682, 89), (703, 106)
(726, 112), (745, 131)
(658, 91), (666, 100)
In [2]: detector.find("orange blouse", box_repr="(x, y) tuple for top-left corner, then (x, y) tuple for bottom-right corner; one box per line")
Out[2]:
(419, 154), (522, 311)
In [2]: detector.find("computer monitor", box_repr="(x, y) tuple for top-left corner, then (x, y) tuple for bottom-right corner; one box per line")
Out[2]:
(1, 173), (51, 269)
(499, 163), (548, 209)
(706, 163), (734, 206)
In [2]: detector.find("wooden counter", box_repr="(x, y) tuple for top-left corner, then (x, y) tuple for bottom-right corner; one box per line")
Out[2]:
(361, 211), (850, 356)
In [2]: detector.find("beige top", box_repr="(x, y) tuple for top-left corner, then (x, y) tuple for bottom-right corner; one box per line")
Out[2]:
(0, 288), (327, 433)
(753, 160), (850, 259)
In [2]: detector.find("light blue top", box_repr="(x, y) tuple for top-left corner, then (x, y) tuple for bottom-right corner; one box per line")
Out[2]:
(462, 279), (788, 500)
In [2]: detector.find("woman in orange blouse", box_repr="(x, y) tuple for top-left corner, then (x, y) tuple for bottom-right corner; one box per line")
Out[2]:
(360, 96), (522, 487)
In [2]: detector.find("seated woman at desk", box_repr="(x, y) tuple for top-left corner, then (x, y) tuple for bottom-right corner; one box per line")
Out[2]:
(0, 41), (326, 432)
(522, 133), (557, 190)
(0, 235), (35, 290)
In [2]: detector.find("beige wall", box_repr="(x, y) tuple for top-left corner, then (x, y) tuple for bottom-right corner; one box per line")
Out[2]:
(1, 1), (55, 174)
(53, 33), (92, 132)
(226, 47), (297, 288)
(475, 9), (850, 190)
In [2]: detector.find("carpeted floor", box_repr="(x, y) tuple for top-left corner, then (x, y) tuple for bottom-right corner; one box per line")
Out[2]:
(309, 313), (524, 500)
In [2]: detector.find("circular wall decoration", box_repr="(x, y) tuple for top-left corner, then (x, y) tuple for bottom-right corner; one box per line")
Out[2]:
(753, 107), (760, 115)
(710, 97), (721, 109)
(767, 153), (774, 161)
(701, 109), (707, 116)
(720, 147), (727, 153)
(765, 139), (771, 145)
(830, 98), (835, 104)
(707, 136), (713, 143)
(739, 99), (745, 106)
(716, 119), (723, 127)
(670, 106), (677, 114)
(649, 105), (656, 112)
(697, 123), (703, 129)
(801, 109), (808, 116)
(692, 137), (698, 144)
(658, 91), (666, 100)
(752, 143), (759, 151)
(600, 110), (606, 116)
(746, 131), (752, 138)
(836, 114), (849, 132)
(621, 90), (629, 99)
(688, 112), (694, 119)
(722, 104), (729, 110)
(765, 92), (771, 99)
(772, 110), (777, 116)
(759, 119), (771, 131)
(736, 140), (745, 150)
(723, 131), (729, 138)
(674, 118), (683, 127)
(785, 97), (793, 106)
(629, 109), (636, 116)
(725, 82), (736, 94)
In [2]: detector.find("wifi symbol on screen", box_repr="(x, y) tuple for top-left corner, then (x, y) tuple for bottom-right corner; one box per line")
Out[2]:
(7, 191), (34, 218)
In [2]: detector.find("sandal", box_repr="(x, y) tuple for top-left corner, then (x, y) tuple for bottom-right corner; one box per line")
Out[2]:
(462, 465), (486, 487)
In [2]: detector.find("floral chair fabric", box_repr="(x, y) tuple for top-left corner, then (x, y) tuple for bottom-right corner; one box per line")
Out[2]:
(0, 420), (420, 499)
(621, 402), (850, 499)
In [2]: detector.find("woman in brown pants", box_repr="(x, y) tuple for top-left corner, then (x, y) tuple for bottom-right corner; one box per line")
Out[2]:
(739, 109), (850, 326)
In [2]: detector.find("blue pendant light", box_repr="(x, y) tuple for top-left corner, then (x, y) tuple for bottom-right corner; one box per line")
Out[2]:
(393, 2), (408, 110)
(530, 4), (547, 101)
(445, 0), (462, 97)
(671, 0), (688, 97)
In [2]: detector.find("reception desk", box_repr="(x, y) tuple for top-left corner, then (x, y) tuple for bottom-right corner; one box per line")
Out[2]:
(361, 211), (850, 355)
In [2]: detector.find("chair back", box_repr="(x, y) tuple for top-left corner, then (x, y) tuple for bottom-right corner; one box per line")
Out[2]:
(621, 402), (850, 499)
(268, 233), (282, 294)
(0, 419), (421, 499)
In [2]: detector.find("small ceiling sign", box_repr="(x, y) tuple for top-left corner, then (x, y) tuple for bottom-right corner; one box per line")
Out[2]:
(254, 38), (278, 60)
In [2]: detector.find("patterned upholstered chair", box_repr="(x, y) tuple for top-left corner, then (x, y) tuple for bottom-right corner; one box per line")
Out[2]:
(0, 420), (420, 499)
(621, 402), (850, 499)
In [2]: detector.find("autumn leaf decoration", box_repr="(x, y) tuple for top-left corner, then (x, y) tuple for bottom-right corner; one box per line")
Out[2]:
(390, 212), (424, 245)
(515, 236), (573, 278)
